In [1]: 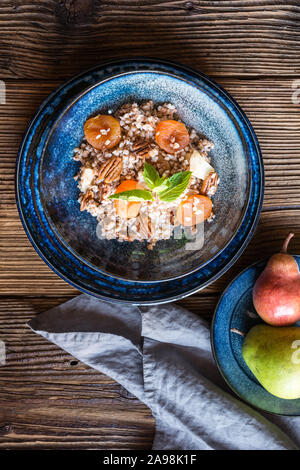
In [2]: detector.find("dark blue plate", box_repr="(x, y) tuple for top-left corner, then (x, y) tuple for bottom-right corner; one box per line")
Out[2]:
(212, 258), (300, 415)
(16, 59), (263, 304)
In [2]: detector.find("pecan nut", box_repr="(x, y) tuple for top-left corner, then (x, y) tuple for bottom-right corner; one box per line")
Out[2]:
(132, 140), (151, 158)
(99, 156), (122, 183)
(200, 172), (219, 196)
(80, 189), (94, 211)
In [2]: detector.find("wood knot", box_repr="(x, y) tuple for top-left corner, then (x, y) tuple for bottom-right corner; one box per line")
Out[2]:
(70, 360), (79, 366)
(0, 424), (11, 434)
(185, 2), (194, 11)
(56, 0), (95, 26)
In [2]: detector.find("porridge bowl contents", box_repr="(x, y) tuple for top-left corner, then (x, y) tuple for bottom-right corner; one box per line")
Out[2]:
(39, 71), (252, 283)
(17, 60), (262, 298)
(75, 101), (217, 249)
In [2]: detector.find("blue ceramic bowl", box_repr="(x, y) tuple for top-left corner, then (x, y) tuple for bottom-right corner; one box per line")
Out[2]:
(16, 59), (263, 303)
(212, 259), (300, 415)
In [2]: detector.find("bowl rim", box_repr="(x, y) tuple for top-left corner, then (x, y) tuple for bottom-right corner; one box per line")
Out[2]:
(211, 257), (300, 416)
(15, 58), (264, 303)
(39, 67), (252, 283)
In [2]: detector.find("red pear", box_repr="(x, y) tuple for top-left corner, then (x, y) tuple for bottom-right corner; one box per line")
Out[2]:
(253, 233), (300, 326)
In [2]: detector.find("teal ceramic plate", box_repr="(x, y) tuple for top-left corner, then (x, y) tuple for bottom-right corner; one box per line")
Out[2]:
(212, 258), (300, 415)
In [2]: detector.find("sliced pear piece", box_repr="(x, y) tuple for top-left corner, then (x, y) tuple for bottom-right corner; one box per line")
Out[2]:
(189, 150), (215, 180)
(79, 168), (95, 193)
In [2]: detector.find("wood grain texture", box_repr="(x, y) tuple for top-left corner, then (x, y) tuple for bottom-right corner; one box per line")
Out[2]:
(1, 1), (300, 79)
(0, 294), (218, 449)
(0, 296), (154, 449)
(1, 0), (300, 450)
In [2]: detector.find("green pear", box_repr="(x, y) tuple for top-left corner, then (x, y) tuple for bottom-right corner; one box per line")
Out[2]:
(242, 324), (300, 399)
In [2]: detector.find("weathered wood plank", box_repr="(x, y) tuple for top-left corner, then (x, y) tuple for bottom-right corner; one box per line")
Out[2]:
(1, 1), (300, 79)
(0, 401), (154, 449)
(0, 295), (155, 449)
(0, 294), (215, 449)
(1, 1), (300, 450)
(0, 292), (215, 450)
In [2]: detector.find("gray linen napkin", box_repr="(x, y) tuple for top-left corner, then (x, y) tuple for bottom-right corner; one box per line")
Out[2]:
(28, 294), (299, 450)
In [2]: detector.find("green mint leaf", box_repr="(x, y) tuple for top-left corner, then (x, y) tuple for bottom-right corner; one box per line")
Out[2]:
(157, 171), (192, 202)
(109, 189), (153, 202)
(166, 171), (192, 189)
(143, 162), (160, 190)
(152, 178), (168, 193)
(143, 162), (166, 190)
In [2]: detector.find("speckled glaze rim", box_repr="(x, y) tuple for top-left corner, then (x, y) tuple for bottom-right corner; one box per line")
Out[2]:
(16, 58), (264, 304)
(211, 258), (300, 416)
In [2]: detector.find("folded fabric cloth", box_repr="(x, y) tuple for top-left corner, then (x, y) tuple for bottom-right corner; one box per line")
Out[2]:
(28, 295), (299, 450)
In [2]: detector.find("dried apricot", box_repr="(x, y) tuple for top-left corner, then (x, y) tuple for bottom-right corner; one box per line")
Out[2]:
(176, 194), (212, 227)
(84, 115), (121, 150)
(155, 120), (190, 154)
(114, 180), (142, 219)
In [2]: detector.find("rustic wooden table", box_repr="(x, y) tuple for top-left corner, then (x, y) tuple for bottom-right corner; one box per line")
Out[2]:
(1, 0), (300, 450)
